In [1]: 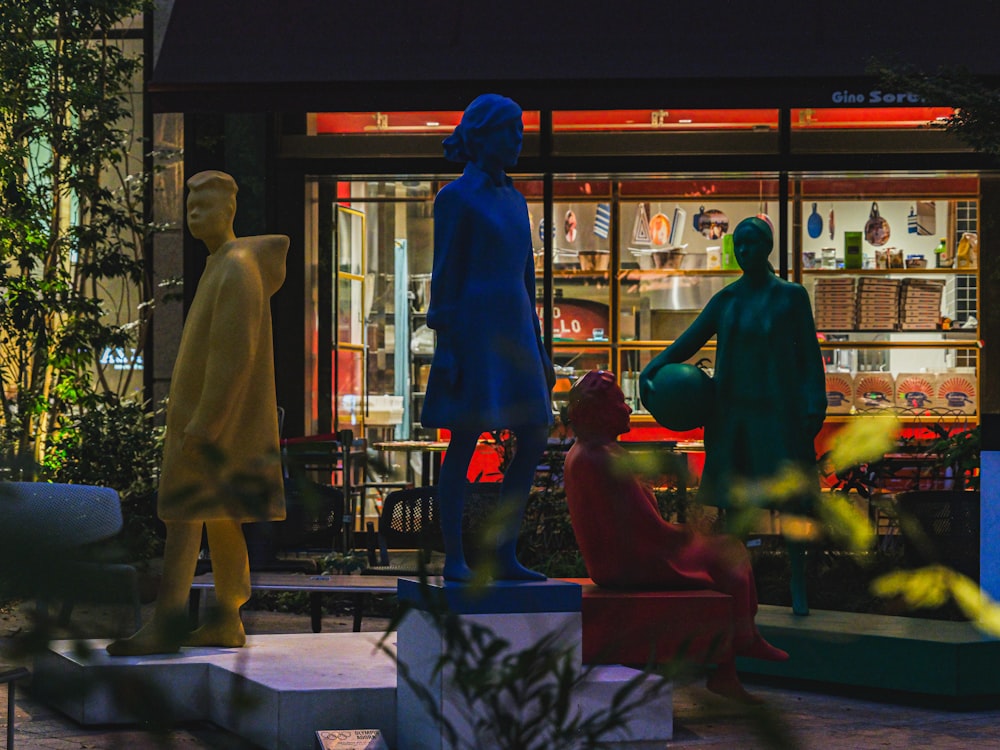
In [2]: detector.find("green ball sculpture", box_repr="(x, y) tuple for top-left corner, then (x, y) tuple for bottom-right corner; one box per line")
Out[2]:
(639, 362), (714, 431)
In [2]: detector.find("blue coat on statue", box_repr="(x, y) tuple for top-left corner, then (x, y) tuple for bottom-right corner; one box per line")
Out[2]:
(421, 162), (553, 431)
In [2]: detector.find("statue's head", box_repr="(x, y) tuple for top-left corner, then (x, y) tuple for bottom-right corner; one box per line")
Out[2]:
(733, 216), (773, 274)
(186, 170), (237, 242)
(443, 94), (523, 168)
(567, 370), (631, 442)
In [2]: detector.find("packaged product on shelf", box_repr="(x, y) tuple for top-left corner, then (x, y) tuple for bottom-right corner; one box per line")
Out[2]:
(853, 372), (895, 411)
(934, 372), (977, 415)
(825, 372), (854, 414)
(894, 373), (936, 409)
(956, 232), (978, 269)
(915, 201), (936, 236)
(844, 231), (863, 269)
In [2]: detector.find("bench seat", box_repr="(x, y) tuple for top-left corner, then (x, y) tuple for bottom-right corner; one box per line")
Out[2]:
(559, 578), (734, 667)
(189, 572), (399, 633)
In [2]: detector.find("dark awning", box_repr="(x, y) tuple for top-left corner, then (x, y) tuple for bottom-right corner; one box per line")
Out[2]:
(151, 0), (1000, 113)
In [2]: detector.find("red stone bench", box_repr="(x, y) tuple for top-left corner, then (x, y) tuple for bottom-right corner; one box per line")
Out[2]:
(559, 578), (735, 667)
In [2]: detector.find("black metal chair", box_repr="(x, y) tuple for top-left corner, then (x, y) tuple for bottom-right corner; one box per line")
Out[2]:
(363, 486), (444, 575)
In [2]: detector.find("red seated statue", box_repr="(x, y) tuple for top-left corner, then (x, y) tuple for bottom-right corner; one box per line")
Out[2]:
(563, 369), (787, 702)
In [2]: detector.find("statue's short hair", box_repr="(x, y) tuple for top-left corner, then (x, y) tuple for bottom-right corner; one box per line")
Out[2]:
(567, 370), (620, 439)
(187, 170), (238, 197)
(733, 216), (772, 247)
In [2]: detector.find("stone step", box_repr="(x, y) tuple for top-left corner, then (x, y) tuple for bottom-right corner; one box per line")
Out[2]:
(33, 633), (398, 750)
(741, 605), (1000, 699)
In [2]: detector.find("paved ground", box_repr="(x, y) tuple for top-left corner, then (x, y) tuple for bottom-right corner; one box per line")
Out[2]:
(3, 598), (1000, 749)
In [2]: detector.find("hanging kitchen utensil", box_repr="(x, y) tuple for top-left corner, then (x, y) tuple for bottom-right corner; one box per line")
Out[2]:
(692, 205), (705, 232)
(668, 206), (687, 247)
(698, 208), (729, 240)
(538, 217), (556, 245)
(632, 202), (651, 245)
(864, 202), (890, 246)
(593, 203), (611, 239)
(648, 211), (671, 247)
(828, 203), (835, 240)
(564, 209), (578, 244)
(807, 202), (823, 239)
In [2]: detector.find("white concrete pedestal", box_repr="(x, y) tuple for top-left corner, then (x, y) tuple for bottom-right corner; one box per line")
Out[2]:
(394, 579), (672, 750)
(33, 633), (397, 750)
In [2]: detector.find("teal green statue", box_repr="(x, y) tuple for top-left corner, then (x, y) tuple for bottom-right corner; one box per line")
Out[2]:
(640, 216), (826, 614)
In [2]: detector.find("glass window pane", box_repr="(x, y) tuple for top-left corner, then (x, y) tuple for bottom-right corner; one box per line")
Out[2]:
(790, 107), (955, 130)
(337, 277), (364, 345)
(617, 175), (781, 342)
(337, 206), (365, 275)
(335, 348), (365, 432)
(314, 111), (541, 134)
(553, 109), (778, 132)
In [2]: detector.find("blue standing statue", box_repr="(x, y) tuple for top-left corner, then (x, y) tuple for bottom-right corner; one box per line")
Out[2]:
(421, 94), (555, 582)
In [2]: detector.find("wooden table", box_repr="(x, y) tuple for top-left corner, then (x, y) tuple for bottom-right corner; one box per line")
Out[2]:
(372, 440), (449, 486)
(189, 572), (400, 633)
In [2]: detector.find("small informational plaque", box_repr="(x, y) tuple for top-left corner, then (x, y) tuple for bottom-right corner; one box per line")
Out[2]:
(315, 729), (388, 750)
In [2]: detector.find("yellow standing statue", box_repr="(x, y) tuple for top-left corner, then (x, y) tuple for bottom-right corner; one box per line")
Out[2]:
(108, 171), (288, 655)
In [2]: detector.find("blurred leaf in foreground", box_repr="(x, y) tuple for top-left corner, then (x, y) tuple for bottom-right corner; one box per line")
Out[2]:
(872, 565), (1000, 637)
(828, 416), (901, 471)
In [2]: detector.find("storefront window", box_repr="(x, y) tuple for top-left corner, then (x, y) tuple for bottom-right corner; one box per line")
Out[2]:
(302, 140), (982, 444)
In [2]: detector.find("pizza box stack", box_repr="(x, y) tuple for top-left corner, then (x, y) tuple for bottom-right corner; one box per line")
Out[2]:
(813, 278), (856, 331)
(899, 278), (944, 330)
(856, 277), (901, 331)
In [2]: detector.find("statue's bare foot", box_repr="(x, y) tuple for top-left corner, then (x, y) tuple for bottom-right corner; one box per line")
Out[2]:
(705, 662), (764, 705)
(742, 636), (789, 662)
(494, 559), (546, 582)
(443, 559), (474, 583)
(106, 620), (186, 656)
(184, 614), (246, 648)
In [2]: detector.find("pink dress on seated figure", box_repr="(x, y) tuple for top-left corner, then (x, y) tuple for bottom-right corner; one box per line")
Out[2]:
(564, 373), (763, 654)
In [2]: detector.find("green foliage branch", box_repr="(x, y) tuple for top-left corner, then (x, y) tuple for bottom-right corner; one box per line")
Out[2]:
(871, 61), (1000, 160)
(1, 0), (153, 475)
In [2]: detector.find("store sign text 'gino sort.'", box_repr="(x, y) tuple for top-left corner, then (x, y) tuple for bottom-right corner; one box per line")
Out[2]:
(830, 90), (923, 104)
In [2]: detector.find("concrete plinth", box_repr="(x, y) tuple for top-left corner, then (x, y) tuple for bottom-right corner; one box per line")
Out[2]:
(741, 605), (1000, 699)
(33, 633), (397, 750)
(395, 578), (672, 750)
